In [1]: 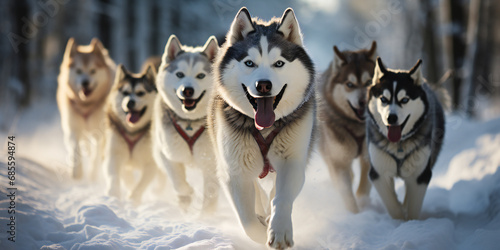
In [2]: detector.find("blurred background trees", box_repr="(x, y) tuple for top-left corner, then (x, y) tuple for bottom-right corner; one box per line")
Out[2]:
(1, 0), (499, 129)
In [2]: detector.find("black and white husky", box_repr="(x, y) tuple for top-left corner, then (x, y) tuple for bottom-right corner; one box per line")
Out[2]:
(153, 35), (219, 214)
(367, 57), (445, 220)
(208, 7), (315, 249)
(104, 64), (159, 203)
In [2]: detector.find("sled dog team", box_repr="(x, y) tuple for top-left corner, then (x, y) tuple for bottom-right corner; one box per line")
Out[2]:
(57, 7), (446, 249)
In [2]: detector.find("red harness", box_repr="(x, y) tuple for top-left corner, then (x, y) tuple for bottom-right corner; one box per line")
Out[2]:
(117, 126), (149, 154)
(251, 126), (283, 179)
(109, 115), (149, 154)
(70, 99), (95, 121)
(344, 126), (365, 156)
(167, 111), (205, 154)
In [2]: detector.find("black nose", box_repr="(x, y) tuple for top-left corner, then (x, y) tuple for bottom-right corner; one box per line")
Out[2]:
(256, 80), (272, 94)
(82, 80), (90, 88)
(388, 114), (398, 125)
(359, 99), (366, 107)
(183, 87), (194, 98)
(127, 100), (135, 110)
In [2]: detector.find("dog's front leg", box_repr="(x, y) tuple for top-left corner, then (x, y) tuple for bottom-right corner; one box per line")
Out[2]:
(104, 133), (125, 199)
(200, 165), (220, 215)
(222, 170), (267, 244)
(371, 175), (405, 220)
(90, 137), (105, 181)
(356, 155), (372, 209)
(64, 133), (83, 180)
(267, 159), (306, 249)
(155, 150), (193, 211)
(327, 158), (359, 213)
(129, 160), (157, 204)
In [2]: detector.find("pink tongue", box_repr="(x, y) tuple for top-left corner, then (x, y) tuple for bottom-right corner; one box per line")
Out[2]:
(357, 108), (365, 118)
(127, 111), (141, 124)
(254, 97), (275, 130)
(387, 125), (402, 142)
(83, 89), (92, 97)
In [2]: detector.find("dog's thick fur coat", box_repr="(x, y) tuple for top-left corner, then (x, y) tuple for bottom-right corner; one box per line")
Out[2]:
(317, 42), (377, 213)
(57, 38), (116, 180)
(208, 7), (316, 249)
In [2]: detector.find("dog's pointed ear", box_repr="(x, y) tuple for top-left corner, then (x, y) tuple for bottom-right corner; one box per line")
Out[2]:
(115, 64), (129, 83)
(91, 38), (104, 52)
(333, 45), (346, 68)
(277, 8), (303, 46)
(143, 64), (157, 90)
(372, 57), (387, 85)
(366, 41), (377, 61)
(64, 37), (77, 59)
(162, 35), (183, 63)
(227, 7), (254, 45)
(202, 36), (219, 62)
(409, 59), (423, 85)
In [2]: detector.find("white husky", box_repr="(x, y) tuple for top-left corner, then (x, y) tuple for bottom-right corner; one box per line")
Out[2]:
(153, 35), (220, 214)
(208, 8), (316, 249)
(57, 38), (116, 180)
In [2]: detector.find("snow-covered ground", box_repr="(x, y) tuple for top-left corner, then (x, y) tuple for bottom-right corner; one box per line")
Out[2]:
(1, 101), (500, 250)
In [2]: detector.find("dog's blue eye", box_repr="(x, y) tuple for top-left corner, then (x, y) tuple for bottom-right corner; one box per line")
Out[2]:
(136, 91), (145, 97)
(401, 97), (409, 104)
(274, 60), (285, 68)
(176, 72), (185, 78)
(90, 69), (96, 75)
(196, 73), (206, 79)
(380, 97), (389, 104)
(346, 82), (355, 88)
(244, 60), (255, 67)
(123, 91), (130, 96)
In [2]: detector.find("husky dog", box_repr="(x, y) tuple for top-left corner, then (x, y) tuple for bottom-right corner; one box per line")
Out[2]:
(153, 35), (219, 213)
(57, 38), (116, 180)
(317, 42), (377, 214)
(104, 64), (158, 202)
(367, 57), (445, 220)
(208, 8), (315, 248)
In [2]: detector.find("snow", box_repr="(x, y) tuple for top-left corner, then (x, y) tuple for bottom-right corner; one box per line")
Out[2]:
(1, 100), (500, 249)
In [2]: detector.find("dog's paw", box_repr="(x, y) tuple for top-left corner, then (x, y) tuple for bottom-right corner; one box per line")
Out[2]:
(178, 195), (192, 212)
(257, 215), (268, 227)
(72, 165), (83, 180)
(267, 228), (293, 249)
(357, 195), (372, 210)
(128, 192), (143, 206)
(267, 215), (293, 249)
(107, 188), (121, 200)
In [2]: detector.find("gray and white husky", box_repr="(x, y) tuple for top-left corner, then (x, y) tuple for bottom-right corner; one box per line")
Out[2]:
(153, 35), (219, 214)
(104, 64), (159, 203)
(367, 57), (445, 220)
(317, 42), (377, 214)
(208, 7), (315, 249)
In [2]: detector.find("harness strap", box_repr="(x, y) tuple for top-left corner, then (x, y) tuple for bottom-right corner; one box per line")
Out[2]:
(117, 126), (148, 153)
(344, 126), (365, 156)
(108, 115), (149, 154)
(251, 126), (283, 179)
(70, 99), (94, 121)
(167, 110), (205, 154)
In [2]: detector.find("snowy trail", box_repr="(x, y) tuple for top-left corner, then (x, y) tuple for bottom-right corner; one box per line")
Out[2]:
(1, 103), (500, 249)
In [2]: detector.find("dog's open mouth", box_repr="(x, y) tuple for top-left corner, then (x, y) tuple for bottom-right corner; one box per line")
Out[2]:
(126, 107), (147, 124)
(82, 87), (93, 97)
(348, 102), (365, 121)
(178, 90), (205, 111)
(242, 84), (287, 130)
(387, 115), (410, 143)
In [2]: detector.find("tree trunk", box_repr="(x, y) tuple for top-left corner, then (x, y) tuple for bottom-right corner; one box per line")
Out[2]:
(443, 0), (467, 110)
